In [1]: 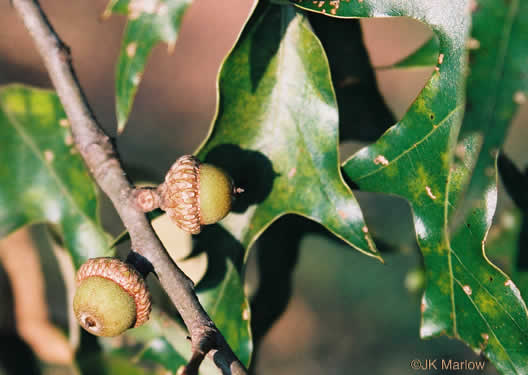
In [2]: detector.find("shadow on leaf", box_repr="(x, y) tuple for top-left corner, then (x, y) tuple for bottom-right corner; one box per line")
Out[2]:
(248, 3), (288, 92)
(203, 144), (277, 214)
(193, 224), (246, 291)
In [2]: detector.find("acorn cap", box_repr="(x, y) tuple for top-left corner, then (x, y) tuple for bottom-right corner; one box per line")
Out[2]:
(75, 258), (151, 329)
(158, 155), (203, 234)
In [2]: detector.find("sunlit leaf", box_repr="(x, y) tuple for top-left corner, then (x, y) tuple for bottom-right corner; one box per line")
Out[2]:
(197, 2), (380, 261)
(105, 0), (193, 132)
(0, 85), (111, 268)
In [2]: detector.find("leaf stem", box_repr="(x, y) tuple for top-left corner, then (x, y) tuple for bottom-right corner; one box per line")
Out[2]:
(11, 0), (247, 373)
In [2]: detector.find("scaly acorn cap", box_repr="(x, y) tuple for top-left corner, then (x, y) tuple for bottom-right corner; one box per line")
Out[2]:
(157, 155), (235, 234)
(74, 257), (151, 336)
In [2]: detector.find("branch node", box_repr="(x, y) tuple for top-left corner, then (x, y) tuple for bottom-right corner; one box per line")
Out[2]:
(134, 187), (161, 212)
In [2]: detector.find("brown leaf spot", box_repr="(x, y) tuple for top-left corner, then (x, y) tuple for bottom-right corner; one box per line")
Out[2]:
(425, 186), (437, 200)
(126, 42), (137, 57)
(373, 155), (389, 166)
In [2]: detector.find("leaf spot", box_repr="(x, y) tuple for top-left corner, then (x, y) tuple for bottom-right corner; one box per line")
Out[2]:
(44, 150), (54, 163)
(466, 38), (480, 50)
(462, 285), (472, 295)
(373, 155), (389, 166)
(514, 91), (526, 105)
(337, 210), (347, 219)
(288, 167), (296, 178)
(480, 333), (489, 351)
(59, 118), (70, 127)
(329, 0), (340, 6)
(437, 53), (444, 65)
(362, 225), (368, 234)
(425, 186), (437, 200)
(126, 42), (137, 58)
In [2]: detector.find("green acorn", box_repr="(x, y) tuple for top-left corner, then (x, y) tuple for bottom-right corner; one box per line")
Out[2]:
(73, 257), (151, 337)
(157, 155), (237, 234)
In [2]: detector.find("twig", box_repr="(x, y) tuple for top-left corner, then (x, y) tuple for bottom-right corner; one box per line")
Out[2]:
(11, 1), (247, 374)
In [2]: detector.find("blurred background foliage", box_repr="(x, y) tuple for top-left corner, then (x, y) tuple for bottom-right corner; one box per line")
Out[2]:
(1, 0), (527, 374)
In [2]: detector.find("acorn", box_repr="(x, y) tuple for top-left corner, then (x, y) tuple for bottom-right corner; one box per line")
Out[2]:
(156, 155), (238, 234)
(73, 257), (151, 337)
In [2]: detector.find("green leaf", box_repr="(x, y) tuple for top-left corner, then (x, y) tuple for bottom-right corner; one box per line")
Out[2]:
(450, 0), (528, 230)
(197, 1), (380, 261)
(297, 0), (528, 372)
(446, 148), (528, 374)
(105, 0), (193, 132)
(0, 85), (111, 268)
(380, 36), (439, 70)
